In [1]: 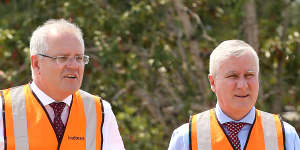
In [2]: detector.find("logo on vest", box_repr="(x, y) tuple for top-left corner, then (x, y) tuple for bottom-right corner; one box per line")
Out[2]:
(68, 136), (85, 141)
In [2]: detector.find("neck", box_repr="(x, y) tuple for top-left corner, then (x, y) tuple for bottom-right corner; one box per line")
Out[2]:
(221, 107), (251, 121)
(227, 112), (247, 121)
(33, 80), (69, 102)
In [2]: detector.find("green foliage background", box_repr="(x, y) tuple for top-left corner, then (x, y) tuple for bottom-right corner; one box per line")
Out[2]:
(1, 0), (300, 149)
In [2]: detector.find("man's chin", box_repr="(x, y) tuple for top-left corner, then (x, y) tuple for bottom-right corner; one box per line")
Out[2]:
(61, 85), (81, 94)
(231, 105), (252, 113)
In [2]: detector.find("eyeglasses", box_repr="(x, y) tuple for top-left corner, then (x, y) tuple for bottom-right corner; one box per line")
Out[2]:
(37, 54), (90, 65)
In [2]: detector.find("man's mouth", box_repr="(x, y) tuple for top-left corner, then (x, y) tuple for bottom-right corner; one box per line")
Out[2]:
(64, 74), (77, 79)
(235, 94), (249, 98)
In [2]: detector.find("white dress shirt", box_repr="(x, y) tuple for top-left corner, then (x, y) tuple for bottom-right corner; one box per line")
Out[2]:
(168, 103), (300, 150)
(0, 82), (125, 150)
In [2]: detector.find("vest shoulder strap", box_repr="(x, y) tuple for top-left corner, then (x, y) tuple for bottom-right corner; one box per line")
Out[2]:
(258, 110), (285, 150)
(78, 90), (104, 150)
(189, 110), (212, 150)
(3, 85), (30, 149)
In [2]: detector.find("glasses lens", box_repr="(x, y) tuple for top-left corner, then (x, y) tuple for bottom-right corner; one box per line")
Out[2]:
(74, 55), (89, 64)
(75, 55), (84, 63)
(56, 56), (69, 64)
(47, 55), (89, 65)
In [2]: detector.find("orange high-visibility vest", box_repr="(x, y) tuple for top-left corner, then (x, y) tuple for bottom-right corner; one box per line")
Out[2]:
(189, 109), (285, 150)
(0, 84), (104, 150)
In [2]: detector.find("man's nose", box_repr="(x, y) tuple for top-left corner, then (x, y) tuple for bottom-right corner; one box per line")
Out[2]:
(65, 57), (79, 67)
(237, 78), (248, 90)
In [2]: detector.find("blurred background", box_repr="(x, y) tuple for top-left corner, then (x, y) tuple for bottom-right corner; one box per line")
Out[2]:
(1, 0), (300, 149)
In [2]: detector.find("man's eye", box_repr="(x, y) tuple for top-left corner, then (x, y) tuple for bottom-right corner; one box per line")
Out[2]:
(245, 74), (254, 78)
(227, 75), (238, 78)
(76, 56), (83, 61)
(57, 56), (68, 62)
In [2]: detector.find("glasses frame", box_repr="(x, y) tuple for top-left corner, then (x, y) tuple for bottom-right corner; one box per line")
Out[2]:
(37, 54), (90, 65)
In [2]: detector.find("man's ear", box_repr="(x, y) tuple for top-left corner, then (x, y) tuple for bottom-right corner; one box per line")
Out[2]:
(208, 74), (216, 93)
(31, 55), (40, 73)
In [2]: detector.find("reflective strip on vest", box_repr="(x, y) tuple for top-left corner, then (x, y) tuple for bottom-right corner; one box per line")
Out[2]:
(190, 110), (211, 150)
(80, 90), (98, 150)
(10, 86), (29, 150)
(261, 111), (279, 150)
(189, 110), (211, 150)
(190, 109), (284, 150)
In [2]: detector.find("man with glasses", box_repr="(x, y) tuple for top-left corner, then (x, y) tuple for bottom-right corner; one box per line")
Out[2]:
(0, 19), (125, 149)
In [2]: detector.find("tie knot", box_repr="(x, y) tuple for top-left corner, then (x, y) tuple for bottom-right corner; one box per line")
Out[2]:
(49, 102), (66, 117)
(223, 122), (247, 135)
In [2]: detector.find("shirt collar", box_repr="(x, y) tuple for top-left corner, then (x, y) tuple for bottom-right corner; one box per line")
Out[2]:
(215, 103), (255, 124)
(30, 82), (72, 106)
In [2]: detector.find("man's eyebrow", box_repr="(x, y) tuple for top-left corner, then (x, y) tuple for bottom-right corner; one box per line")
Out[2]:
(224, 70), (256, 75)
(246, 70), (256, 73)
(224, 71), (237, 75)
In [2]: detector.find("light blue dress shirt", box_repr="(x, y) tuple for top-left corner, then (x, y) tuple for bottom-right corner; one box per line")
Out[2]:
(168, 104), (300, 150)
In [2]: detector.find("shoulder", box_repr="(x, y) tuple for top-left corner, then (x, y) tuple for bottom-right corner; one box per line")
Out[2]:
(282, 121), (300, 149)
(172, 123), (189, 137)
(258, 110), (297, 136)
(168, 123), (190, 150)
(257, 110), (299, 138)
(282, 121), (298, 138)
(193, 109), (211, 118)
(78, 90), (112, 112)
(1, 84), (25, 92)
(101, 99), (112, 113)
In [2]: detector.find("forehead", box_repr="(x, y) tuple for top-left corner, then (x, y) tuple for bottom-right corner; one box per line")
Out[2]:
(217, 52), (258, 74)
(46, 30), (84, 55)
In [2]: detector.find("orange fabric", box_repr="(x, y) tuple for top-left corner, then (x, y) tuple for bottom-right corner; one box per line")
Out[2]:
(2, 89), (15, 149)
(245, 110), (265, 150)
(3, 84), (103, 149)
(60, 91), (86, 149)
(274, 114), (284, 150)
(94, 95), (103, 150)
(191, 109), (284, 150)
(210, 109), (233, 150)
(190, 115), (198, 150)
(23, 84), (59, 149)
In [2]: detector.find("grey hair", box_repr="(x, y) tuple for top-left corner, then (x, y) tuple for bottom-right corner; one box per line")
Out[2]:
(29, 19), (84, 56)
(209, 40), (259, 76)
